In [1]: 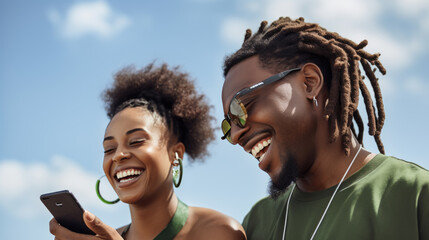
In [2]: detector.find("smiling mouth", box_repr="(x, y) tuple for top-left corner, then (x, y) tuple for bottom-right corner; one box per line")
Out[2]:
(251, 137), (271, 162)
(115, 168), (144, 183)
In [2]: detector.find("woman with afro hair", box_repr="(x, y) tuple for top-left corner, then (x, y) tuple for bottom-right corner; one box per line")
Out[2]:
(49, 63), (246, 240)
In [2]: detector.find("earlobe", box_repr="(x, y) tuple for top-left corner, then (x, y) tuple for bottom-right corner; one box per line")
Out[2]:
(302, 63), (324, 100)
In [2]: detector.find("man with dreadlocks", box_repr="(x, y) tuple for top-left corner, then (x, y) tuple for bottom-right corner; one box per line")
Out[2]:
(221, 17), (429, 239)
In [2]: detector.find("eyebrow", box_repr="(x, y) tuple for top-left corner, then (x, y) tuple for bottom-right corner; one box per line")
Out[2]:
(103, 128), (146, 142)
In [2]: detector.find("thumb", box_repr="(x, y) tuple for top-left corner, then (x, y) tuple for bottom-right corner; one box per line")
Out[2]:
(83, 210), (121, 239)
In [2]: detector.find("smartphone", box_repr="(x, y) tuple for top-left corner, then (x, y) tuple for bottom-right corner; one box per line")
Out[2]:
(40, 190), (95, 235)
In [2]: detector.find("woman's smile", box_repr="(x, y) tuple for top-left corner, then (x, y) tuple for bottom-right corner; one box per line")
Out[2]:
(114, 167), (145, 188)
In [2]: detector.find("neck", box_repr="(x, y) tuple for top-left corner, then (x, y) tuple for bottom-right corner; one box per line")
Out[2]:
(296, 133), (374, 192)
(127, 190), (178, 240)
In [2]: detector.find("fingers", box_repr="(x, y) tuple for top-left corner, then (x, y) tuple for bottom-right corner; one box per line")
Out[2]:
(83, 211), (122, 239)
(49, 212), (122, 240)
(49, 218), (94, 240)
(49, 218), (62, 236)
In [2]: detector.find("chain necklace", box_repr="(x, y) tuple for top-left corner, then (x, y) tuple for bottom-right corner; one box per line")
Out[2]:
(281, 145), (362, 240)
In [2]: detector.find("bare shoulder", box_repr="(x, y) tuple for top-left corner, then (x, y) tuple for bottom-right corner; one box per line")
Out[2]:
(185, 206), (246, 240)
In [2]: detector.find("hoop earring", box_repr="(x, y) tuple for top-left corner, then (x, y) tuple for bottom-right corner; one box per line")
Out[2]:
(95, 175), (120, 204)
(172, 152), (183, 188)
(313, 96), (318, 107)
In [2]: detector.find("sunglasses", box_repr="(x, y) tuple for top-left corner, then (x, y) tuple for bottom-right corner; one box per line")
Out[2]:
(221, 68), (301, 143)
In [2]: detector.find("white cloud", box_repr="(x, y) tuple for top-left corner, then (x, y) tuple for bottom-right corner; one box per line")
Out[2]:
(392, 0), (429, 17)
(241, 0), (262, 14)
(47, 0), (131, 39)
(0, 156), (113, 219)
(404, 76), (429, 98)
(220, 17), (251, 46)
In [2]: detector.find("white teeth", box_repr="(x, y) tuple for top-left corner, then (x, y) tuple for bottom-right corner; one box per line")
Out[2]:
(259, 153), (266, 162)
(116, 169), (142, 180)
(119, 177), (136, 183)
(251, 138), (272, 159)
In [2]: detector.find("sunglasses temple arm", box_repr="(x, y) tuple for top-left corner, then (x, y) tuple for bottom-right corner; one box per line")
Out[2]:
(221, 128), (231, 140)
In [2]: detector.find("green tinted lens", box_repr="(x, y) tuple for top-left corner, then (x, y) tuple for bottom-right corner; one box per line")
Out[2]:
(221, 119), (233, 143)
(230, 99), (247, 127)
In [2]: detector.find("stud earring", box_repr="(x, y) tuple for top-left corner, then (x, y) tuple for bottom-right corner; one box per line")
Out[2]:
(172, 152), (183, 188)
(95, 175), (120, 204)
(313, 96), (318, 107)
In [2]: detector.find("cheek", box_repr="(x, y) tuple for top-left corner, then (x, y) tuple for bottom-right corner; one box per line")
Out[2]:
(102, 156), (113, 178)
(144, 146), (172, 175)
(261, 89), (315, 140)
(101, 156), (118, 187)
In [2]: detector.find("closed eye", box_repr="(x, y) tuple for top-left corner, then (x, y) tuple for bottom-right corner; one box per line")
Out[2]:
(104, 148), (115, 154)
(130, 139), (146, 145)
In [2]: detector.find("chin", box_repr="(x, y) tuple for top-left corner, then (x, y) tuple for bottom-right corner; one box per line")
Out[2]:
(119, 194), (145, 204)
(268, 154), (298, 199)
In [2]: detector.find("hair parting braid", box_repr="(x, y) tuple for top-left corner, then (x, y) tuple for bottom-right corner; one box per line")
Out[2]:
(374, 133), (385, 153)
(360, 59), (386, 132)
(359, 78), (377, 135)
(244, 29), (252, 42)
(356, 50), (381, 64)
(258, 21), (268, 34)
(356, 40), (368, 50)
(342, 132), (351, 156)
(264, 20), (315, 40)
(374, 60), (386, 75)
(339, 57), (352, 135)
(334, 43), (362, 137)
(223, 17), (387, 154)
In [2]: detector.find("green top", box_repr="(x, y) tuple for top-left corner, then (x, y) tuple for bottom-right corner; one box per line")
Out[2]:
(121, 199), (189, 239)
(242, 155), (429, 240)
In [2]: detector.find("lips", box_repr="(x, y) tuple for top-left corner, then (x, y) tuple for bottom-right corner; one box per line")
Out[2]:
(250, 137), (272, 162)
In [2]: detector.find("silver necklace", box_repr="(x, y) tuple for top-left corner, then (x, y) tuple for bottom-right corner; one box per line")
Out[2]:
(281, 145), (362, 240)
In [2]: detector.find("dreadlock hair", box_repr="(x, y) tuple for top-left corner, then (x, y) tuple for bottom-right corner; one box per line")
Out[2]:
(223, 17), (386, 155)
(102, 63), (215, 161)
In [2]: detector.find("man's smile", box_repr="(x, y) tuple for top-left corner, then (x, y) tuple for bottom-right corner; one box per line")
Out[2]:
(250, 137), (272, 162)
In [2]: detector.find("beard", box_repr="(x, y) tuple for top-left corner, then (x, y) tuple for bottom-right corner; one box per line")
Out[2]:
(268, 154), (298, 199)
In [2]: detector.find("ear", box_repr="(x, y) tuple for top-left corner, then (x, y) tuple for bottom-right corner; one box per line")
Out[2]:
(170, 142), (185, 164)
(301, 63), (324, 100)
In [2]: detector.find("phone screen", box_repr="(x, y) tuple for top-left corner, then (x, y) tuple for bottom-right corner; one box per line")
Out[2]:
(40, 190), (95, 235)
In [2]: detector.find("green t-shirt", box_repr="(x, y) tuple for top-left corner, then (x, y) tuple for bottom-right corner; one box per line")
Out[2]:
(242, 155), (429, 240)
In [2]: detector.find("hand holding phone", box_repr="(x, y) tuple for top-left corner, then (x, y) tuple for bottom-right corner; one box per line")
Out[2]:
(40, 190), (95, 235)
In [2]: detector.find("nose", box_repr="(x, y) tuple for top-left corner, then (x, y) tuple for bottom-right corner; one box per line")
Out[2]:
(112, 149), (131, 162)
(229, 122), (249, 146)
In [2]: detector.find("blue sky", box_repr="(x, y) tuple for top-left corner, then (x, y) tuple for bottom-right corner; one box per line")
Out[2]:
(1, 0), (429, 239)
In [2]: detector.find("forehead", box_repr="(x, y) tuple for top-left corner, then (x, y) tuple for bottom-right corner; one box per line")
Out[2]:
(105, 107), (165, 137)
(221, 56), (275, 112)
